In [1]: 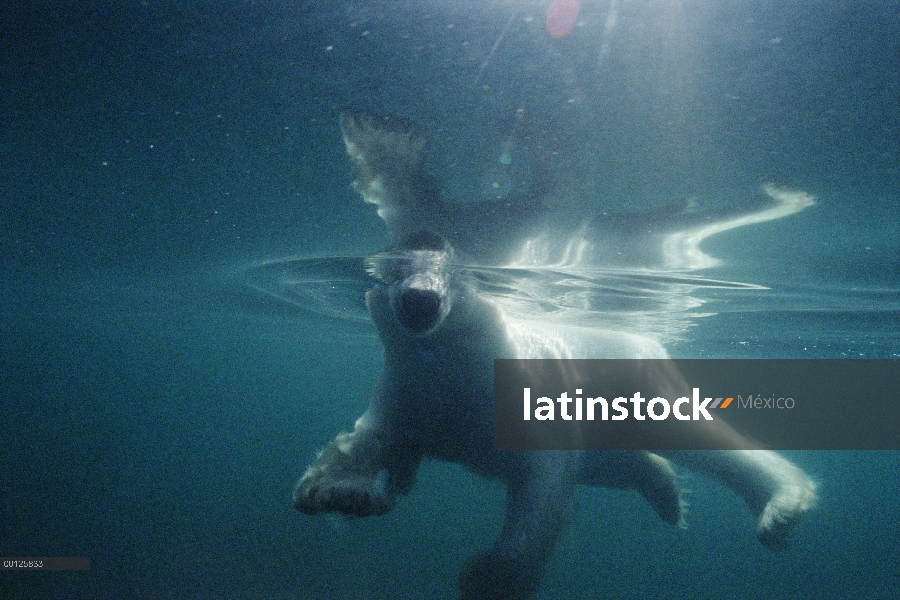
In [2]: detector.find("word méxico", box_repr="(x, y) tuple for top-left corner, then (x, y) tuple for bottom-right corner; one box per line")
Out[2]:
(522, 388), (723, 421)
(737, 395), (796, 409)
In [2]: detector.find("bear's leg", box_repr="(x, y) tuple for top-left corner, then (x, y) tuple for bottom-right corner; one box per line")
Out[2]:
(579, 450), (685, 526)
(666, 450), (816, 550)
(294, 413), (420, 517)
(459, 451), (580, 600)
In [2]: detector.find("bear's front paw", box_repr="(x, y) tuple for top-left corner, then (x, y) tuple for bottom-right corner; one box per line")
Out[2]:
(459, 551), (541, 600)
(294, 464), (392, 517)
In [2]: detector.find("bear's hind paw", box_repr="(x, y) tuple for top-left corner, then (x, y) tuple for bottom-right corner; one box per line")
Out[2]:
(755, 474), (817, 551)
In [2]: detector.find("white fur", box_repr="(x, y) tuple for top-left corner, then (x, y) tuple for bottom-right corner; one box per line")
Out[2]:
(292, 112), (817, 600)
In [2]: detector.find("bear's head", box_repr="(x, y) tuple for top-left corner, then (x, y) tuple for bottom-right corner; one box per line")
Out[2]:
(367, 231), (454, 336)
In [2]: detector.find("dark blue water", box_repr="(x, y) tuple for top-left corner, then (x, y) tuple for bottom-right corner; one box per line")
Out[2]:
(2, 2), (898, 598)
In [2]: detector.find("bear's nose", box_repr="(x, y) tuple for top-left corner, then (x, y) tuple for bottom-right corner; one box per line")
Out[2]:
(395, 288), (442, 333)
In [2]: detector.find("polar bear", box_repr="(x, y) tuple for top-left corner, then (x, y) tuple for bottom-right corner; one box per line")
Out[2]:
(293, 112), (817, 600)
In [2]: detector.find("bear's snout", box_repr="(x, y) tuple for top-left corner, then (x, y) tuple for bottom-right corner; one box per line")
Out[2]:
(395, 287), (442, 333)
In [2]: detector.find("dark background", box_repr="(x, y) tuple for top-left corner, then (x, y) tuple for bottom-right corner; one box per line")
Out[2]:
(1, 1), (898, 598)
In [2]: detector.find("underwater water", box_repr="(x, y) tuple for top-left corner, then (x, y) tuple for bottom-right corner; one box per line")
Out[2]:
(2, 1), (899, 599)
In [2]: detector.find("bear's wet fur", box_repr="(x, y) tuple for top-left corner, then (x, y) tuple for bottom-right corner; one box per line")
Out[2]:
(293, 111), (816, 600)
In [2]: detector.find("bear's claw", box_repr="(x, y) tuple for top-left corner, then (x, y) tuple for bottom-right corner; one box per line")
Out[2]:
(294, 467), (392, 516)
